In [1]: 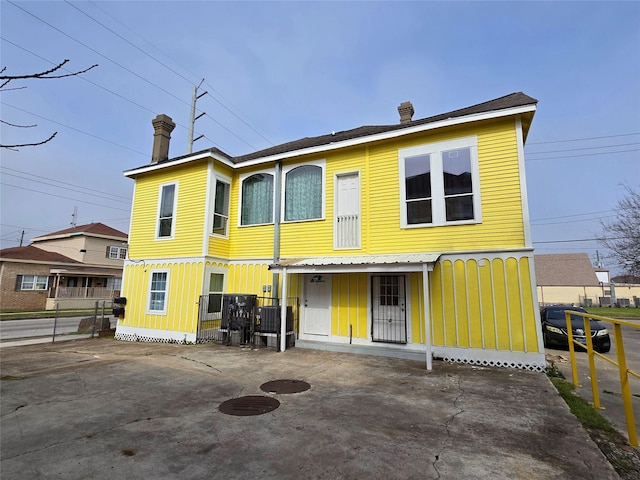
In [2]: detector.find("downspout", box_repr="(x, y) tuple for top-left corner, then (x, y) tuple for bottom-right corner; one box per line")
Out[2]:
(272, 160), (282, 302)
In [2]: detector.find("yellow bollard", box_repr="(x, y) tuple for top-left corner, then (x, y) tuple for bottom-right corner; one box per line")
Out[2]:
(566, 312), (580, 387)
(583, 317), (602, 409)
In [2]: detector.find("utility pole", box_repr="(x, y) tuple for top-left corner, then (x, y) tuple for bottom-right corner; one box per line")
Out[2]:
(187, 79), (207, 153)
(71, 206), (77, 227)
(19, 230), (25, 247)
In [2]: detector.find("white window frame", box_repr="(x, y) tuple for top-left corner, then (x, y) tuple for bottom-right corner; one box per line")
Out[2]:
(155, 182), (178, 240)
(212, 176), (231, 237)
(204, 267), (226, 319)
(398, 136), (481, 228)
(238, 169), (275, 227)
(20, 275), (49, 291)
(147, 269), (169, 314)
(281, 159), (326, 223)
(108, 246), (128, 259)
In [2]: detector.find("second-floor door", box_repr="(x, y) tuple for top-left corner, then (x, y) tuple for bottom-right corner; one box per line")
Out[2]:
(335, 172), (360, 249)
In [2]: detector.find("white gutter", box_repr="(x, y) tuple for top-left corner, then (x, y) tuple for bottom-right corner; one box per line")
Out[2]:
(124, 104), (536, 177)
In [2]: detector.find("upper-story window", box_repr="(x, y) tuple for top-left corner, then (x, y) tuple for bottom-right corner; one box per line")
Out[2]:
(213, 179), (230, 236)
(157, 183), (177, 238)
(399, 137), (480, 228)
(284, 164), (323, 222)
(241, 173), (273, 226)
(107, 246), (127, 259)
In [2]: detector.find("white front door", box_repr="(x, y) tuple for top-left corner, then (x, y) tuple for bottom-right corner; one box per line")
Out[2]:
(372, 275), (407, 343)
(303, 274), (332, 336)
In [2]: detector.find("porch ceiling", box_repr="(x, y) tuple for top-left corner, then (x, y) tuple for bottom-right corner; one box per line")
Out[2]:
(270, 253), (441, 273)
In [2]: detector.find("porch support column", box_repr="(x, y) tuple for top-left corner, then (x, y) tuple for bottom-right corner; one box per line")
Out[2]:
(280, 267), (288, 353)
(422, 263), (432, 370)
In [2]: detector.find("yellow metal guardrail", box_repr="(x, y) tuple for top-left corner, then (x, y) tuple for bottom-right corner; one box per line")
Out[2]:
(565, 310), (639, 446)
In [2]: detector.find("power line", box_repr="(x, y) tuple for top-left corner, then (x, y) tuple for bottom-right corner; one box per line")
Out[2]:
(1, 166), (131, 203)
(525, 148), (639, 162)
(531, 209), (615, 222)
(87, 0), (275, 147)
(532, 237), (625, 244)
(7, 1), (264, 153)
(527, 133), (640, 145)
(1, 171), (131, 205)
(1, 182), (131, 212)
(526, 142), (640, 155)
(1, 102), (148, 155)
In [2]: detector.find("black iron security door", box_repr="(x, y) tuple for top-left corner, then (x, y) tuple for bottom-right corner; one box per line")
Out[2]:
(371, 275), (407, 344)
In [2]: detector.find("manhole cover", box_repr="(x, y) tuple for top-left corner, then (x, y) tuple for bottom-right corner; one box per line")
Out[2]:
(260, 379), (310, 394)
(218, 396), (280, 416)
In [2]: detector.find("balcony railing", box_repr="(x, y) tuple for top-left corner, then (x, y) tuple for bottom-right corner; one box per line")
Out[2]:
(336, 214), (360, 249)
(49, 287), (119, 299)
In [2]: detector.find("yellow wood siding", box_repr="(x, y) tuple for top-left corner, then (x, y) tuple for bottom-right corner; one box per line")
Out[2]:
(130, 162), (208, 259)
(208, 162), (234, 258)
(121, 260), (203, 334)
(430, 254), (540, 354)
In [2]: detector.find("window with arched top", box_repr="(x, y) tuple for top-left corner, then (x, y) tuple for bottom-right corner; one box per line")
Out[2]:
(284, 165), (322, 221)
(241, 173), (274, 225)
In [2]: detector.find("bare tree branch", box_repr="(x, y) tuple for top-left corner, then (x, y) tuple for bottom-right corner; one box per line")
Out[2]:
(0, 60), (98, 81)
(0, 119), (38, 128)
(0, 131), (57, 149)
(598, 184), (640, 277)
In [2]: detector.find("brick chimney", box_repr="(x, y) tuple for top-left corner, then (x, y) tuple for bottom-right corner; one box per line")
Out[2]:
(151, 114), (176, 163)
(398, 101), (414, 124)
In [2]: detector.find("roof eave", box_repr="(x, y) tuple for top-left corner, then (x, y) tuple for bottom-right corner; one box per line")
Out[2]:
(235, 104), (536, 168)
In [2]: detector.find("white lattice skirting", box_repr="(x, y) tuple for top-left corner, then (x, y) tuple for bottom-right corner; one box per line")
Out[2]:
(114, 325), (196, 344)
(432, 346), (547, 372)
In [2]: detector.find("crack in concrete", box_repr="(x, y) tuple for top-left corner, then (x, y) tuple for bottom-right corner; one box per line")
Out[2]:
(432, 374), (465, 479)
(176, 355), (223, 373)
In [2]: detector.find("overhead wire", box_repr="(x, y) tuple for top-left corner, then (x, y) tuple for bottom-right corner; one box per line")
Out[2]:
(86, 0), (275, 147)
(1, 182), (132, 212)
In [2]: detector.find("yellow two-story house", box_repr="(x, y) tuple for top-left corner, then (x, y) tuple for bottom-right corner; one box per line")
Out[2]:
(116, 92), (545, 371)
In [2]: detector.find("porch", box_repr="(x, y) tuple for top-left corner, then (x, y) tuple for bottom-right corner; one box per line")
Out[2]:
(46, 268), (122, 310)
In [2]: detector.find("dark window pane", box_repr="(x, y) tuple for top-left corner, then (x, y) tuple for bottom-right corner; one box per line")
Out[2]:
(160, 184), (175, 217)
(443, 148), (472, 195)
(407, 199), (432, 224)
(405, 155), (431, 200)
(445, 195), (474, 221)
(159, 218), (172, 237)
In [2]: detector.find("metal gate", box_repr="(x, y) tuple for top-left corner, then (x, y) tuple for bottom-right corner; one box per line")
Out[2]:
(371, 275), (407, 344)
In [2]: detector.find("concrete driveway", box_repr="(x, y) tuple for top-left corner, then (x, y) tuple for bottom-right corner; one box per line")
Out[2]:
(1, 339), (618, 479)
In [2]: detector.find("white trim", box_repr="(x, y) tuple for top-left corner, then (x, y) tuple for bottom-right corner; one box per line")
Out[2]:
(516, 117), (533, 248)
(155, 182), (178, 240)
(146, 268), (170, 315)
(398, 136), (481, 228)
(115, 324), (197, 344)
(281, 159), (326, 223)
(333, 170), (362, 250)
(235, 105), (536, 168)
(124, 151), (233, 177)
(123, 104), (536, 176)
(422, 264), (432, 370)
(125, 256), (205, 267)
(203, 160), (213, 255)
(431, 346), (546, 372)
(209, 170), (232, 240)
(238, 169), (275, 227)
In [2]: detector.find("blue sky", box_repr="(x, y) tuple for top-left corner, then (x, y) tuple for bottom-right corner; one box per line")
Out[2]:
(1, 1), (638, 274)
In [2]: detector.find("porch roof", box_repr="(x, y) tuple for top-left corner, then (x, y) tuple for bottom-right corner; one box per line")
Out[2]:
(270, 253), (441, 273)
(50, 267), (122, 277)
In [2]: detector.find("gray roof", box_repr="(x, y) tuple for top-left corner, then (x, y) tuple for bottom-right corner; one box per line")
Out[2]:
(149, 92), (537, 169)
(534, 254), (600, 286)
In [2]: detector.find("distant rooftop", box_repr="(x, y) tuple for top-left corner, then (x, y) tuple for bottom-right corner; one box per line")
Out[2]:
(32, 223), (128, 242)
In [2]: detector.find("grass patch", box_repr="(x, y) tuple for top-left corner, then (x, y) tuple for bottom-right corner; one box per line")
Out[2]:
(585, 307), (640, 319)
(549, 376), (619, 434)
(547, 361), (640, 478)
(0, 309), (97, 321)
